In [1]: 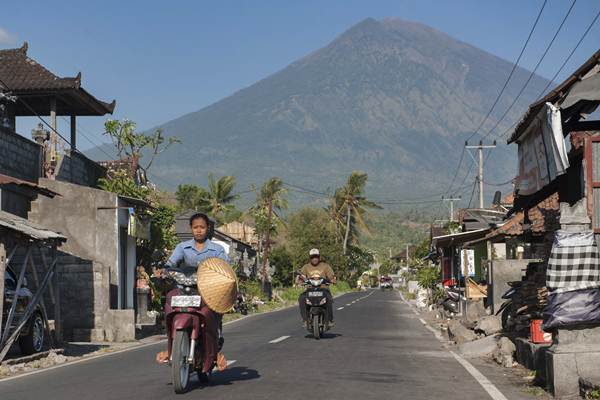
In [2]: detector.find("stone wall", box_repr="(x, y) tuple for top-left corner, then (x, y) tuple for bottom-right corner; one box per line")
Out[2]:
(56, 150), (106, 188)
(0, 126), (42, 181)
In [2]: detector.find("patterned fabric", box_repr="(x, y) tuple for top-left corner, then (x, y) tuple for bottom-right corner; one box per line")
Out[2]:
(547, 244), (600, 294)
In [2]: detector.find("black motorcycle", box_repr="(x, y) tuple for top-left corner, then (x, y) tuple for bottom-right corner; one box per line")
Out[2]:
(439, 286), (461, 318)
(302, 275), (331, 339)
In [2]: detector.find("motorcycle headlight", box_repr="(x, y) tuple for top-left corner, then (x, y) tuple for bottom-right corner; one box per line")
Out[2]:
(310, 279), (322, 286)
(170, 271), (197, 286)
(305, 298), (312, 305)
(319, 297), (327, 305)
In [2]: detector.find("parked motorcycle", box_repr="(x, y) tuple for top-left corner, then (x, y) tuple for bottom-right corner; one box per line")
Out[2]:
(439, 286), (461, 318)
(301, 274), (332, 339)
(162, 266), (210, 394)
(233, 291), (248, 315)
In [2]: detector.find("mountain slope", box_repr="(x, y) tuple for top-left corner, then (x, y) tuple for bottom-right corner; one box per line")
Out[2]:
(88, 17), (549, 207)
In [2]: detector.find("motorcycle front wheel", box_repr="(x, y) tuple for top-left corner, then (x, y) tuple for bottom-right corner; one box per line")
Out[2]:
(172, 330), (191, 394)
(312, 314), (320, 339)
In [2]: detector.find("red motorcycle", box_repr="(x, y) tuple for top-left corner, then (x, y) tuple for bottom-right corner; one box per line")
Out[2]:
(162, 266), (217, 393)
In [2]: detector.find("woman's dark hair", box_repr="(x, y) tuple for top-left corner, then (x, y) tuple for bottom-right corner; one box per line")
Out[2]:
(189, 212), (215, 239)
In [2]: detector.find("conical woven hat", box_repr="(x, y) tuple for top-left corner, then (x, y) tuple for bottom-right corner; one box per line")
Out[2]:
(197, 257), (238, 313)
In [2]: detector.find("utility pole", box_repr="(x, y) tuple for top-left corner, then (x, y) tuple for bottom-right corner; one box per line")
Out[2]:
(465, 140), (496, 209)
(442, 196), (461, 222)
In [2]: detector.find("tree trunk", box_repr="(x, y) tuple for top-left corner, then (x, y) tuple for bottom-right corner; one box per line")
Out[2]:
(343, 202), (351, 255)
(262, 199), (273, 288)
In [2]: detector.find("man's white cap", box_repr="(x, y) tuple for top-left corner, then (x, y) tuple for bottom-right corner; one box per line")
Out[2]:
(309, 248), (320, 256)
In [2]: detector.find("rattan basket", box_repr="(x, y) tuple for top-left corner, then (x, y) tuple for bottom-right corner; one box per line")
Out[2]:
(197, 257), (238, 313)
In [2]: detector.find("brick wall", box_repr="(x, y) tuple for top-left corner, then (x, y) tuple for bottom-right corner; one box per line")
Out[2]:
(0, 126), (42, 181)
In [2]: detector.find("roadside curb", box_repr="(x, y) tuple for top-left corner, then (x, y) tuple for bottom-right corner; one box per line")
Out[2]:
(0, 290), (359, 382)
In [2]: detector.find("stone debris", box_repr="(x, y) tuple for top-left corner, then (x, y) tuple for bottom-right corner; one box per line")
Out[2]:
(474, 315), (503, 336)
(447, 319), (477, 344)
(493, 336), (517, 368)
(465, 300), (487, 323)
(0, 350), (76, 377)
(458, 334), (499, 357)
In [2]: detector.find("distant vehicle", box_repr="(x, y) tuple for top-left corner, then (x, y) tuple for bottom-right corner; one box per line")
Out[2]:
(2, 266), (46, 355)
(380, 276), (393, 291)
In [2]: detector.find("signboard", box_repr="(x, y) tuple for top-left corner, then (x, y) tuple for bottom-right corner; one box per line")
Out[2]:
(516, 103), (568, 195)
(460, 249), (475, 277)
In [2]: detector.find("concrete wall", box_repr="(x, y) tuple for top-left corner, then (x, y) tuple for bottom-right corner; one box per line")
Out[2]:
(27, 179), (140, 341)
(0, 126), (42, 181)
(30, 179), (119, 276)
(487, 259), (530, 314)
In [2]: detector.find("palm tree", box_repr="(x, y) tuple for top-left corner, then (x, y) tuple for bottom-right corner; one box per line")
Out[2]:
(204, 173), (239, 224)
(337, 172), (381, 254)
(174, 174), (239, 224)
(252, 178), (287, 287)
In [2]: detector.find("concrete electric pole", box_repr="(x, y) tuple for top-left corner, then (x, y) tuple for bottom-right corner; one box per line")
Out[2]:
(465, 140), (496, 209)
(442, 196), (461, 222)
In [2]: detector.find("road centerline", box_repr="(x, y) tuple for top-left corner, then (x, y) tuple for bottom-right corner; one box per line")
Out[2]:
(268, 335), (290, 344)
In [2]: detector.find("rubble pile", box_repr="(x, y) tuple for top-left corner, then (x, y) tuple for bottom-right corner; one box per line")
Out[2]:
(506, 263), (548, 332)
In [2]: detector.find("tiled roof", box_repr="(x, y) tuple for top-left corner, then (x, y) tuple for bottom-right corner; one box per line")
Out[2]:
(489, 192), (559, 238)
(0, 42), (115, 115)
(0, 43), (79, 91)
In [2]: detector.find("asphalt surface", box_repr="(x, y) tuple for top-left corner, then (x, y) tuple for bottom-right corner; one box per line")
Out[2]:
(0, 290), (538, 400)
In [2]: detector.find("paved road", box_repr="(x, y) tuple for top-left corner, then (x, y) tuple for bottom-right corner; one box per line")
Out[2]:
(0, 290), (537, 399)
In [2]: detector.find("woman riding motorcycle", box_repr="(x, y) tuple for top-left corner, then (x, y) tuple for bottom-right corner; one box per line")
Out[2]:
(159, 212), (229, 376)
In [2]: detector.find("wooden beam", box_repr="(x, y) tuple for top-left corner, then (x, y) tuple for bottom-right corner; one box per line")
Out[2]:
(70, 115), (76, 150)
(0, 239), (5, 339)
(50, 98), (57, 134)
(51, 244), (61, 343)
(564, 120), (600, 134)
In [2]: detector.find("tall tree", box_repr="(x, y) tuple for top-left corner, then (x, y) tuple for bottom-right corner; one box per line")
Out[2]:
(337, 172), (381, 254)
(251, 178), (287, 287)
(174, 174), (239, 224)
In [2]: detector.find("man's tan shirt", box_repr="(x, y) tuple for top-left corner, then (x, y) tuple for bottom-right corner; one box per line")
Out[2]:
(300, 261), (335, 281)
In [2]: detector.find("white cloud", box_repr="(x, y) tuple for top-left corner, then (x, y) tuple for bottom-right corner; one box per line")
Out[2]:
(0, 27), (16, 45)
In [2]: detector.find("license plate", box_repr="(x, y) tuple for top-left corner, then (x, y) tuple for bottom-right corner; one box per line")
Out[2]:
(308, 291), (323, 297)
(171, 295), (201, 307)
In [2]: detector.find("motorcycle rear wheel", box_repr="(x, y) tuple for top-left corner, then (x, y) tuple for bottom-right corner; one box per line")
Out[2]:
(312, 315), (320, 339)
(172, 330), (191, 394)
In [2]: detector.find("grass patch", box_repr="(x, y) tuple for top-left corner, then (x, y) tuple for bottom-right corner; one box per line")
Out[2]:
(522, 386), (547, 397)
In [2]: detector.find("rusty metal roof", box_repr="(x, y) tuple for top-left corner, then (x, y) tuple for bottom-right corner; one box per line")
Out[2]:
(0, 173), (60, 198)
(0, 210), (66, 243)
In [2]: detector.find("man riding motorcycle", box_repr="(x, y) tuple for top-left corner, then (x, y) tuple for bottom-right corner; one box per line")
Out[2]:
(156, 212), (229, 377)
(297, 248), (336, 327)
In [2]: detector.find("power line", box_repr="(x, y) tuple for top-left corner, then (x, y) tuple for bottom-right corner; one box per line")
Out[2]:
(0, 76), (74, 147)
(442, 1), (547, 199)
(536, 7), (600, 100)
(465, 0), (548, 143)
(497, 5), (599, 141)
(467, 180), (478, 208)
(484, 0), (578, 139)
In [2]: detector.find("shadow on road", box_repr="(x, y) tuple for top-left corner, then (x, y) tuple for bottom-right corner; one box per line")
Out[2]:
(185, 366), (261, 391)
(303, 333), (343, 340)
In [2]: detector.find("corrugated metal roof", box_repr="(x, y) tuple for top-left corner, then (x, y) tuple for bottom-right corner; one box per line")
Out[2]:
(0, 210), (66, 242)
(432, 228), (489, 248)
(508, 49), (600, 144)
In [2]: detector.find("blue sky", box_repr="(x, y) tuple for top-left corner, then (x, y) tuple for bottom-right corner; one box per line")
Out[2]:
(1, 0), (599, 150)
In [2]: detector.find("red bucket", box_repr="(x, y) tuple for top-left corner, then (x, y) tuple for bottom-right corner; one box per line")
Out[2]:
(530, 319), (552, 344)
